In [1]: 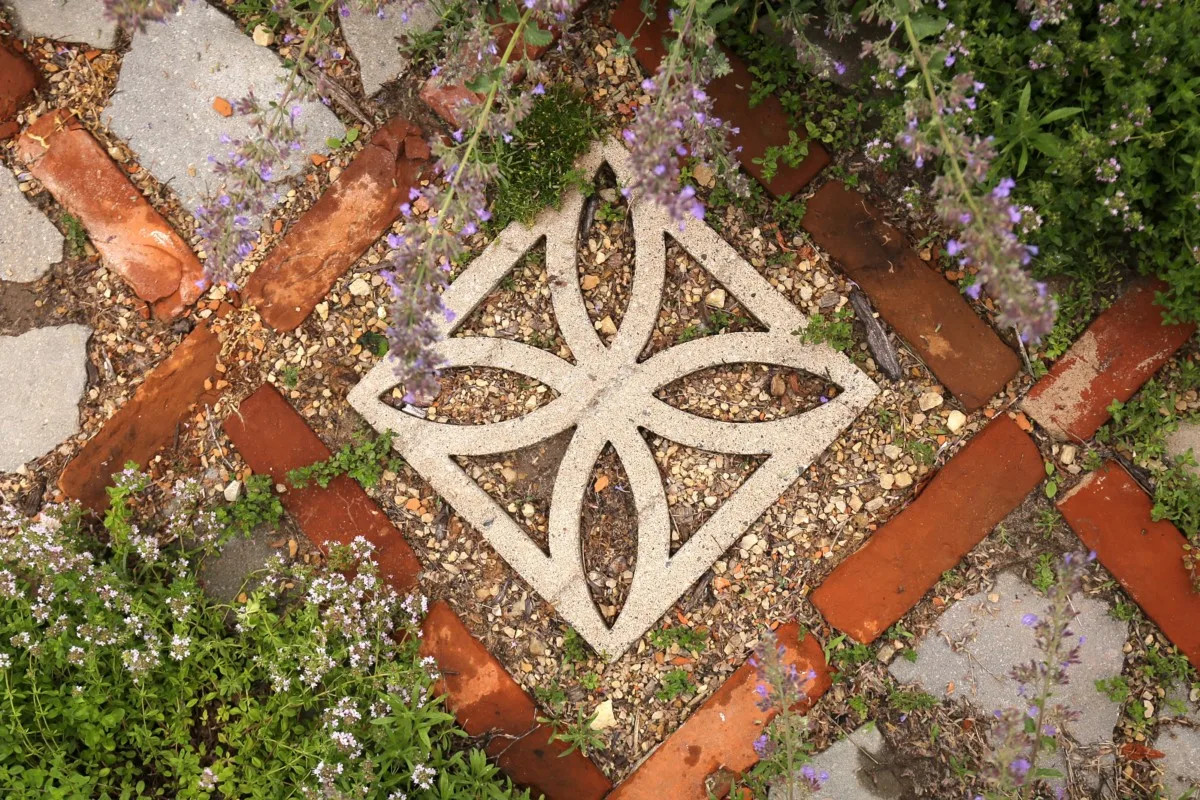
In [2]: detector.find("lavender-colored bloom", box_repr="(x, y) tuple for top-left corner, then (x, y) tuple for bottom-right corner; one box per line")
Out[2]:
(1022, 613), (1038, 626)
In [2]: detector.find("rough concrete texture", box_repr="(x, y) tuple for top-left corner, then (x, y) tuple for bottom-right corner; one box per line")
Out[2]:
(8, 0), (118, 48)
(105, 0), (343, 215)
(198, 526), (285, 602)
(1166, 421), (1200, 477)
(341, 2), (439, 96)
(0, 167), (63, 281)
(349, 139), (879, 658)
(0, 325), (90, 472)
(1157, 726), (1200, 798)
(891, 572), (1127, 750)
(769, 724), (902, 800)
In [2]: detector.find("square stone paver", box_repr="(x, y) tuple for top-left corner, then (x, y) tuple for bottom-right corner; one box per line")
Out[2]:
(8, 0), (118, 48)
(105, 0), (343, 216)
(0, 166), (63, 282)
(341, 2), (439, 96)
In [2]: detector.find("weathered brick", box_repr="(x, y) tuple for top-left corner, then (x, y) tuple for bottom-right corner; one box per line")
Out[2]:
(0, 43), (38, 140)
(608, 623), (830, 800)
(420, 601), (612, 800)
(611, 0), (830, 198)
(801, 180), (1020, 411)
(811, 415), (1043, 644)
(59, 321), (222, 511)
(1023, 279), (1196, 441)
(222, 384), (421, 593)
(14, 110), (206, 318)
(245, 117), (429, 331)
(1058, 462), (1200, 669)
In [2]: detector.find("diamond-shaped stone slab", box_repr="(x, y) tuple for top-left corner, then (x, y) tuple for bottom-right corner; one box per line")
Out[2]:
(341, 2), (439, 96)
(8, 0), (118, 48)
(890, 571), (1127, 751)
(0, 325), (90, 473)
(0, 167), (63, 282)
(105, 0), (343, 216)
(349, 139), (878, 658)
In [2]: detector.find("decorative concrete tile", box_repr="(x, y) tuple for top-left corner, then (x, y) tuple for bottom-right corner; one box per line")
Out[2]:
(0, 324), (90, 473)
(349, 139), (878, 658)
(104, 0), (343, 217)
(768, 724), (903, 800)
(890, 571), (1128, 752)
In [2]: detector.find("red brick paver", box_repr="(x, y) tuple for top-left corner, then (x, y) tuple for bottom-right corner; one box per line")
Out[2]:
(15, 110), (206, 319)
(611, 0), (830, 199)
(222, 384), (421, 593)
(811, 415), (1043, 644)
(420, 601), (612, 800)
(245, 117), (429, 331)
(608, 623), (830, 800)
(1022, 279), (1196, 441)
(1058, 462), (1200, 669)
(59, 321), (222, 511)
(801, 180), (1020, 411)
(0, 43), (38, 140)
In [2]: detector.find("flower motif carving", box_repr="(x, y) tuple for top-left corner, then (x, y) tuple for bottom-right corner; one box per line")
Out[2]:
(349, 140), (878, 658)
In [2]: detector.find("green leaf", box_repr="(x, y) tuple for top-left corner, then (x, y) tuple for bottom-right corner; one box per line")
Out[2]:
(325, 136), (342, 149)
(909, 14), (948, 41)
(345, 127), (360, 144)
(498, 2), (520, 23)
(464, 72), (494, 93)
(1045, 479), (1058, 499)
(705, 4), (736, 26)
(524, 24), (554, 47)
(1018, 82), (1031, 117)
(1030, 133), (1067, 159)
(1018, 146), (1029, 176)
(1038, 106), (1083, 124)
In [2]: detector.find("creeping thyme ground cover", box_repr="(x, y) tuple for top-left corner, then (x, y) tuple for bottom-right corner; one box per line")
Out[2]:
(0, 470), (526, 799)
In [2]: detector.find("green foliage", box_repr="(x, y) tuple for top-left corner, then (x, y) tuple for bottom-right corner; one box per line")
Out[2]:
(230, 0), (330, 34)
(579, 671), (602, 691)
(1032, 553), (1057, 594)
(1109, 600), (1139, 623)
(533, 682), (568, 711)
(358, 331), (390, 358)
(795, 307), (855, 352)
(906, 439), (937, 467)
(287, 430), (396, 490)
(1043, 460), (1059, 499)
(1094, 675), (1130, 704)
(919, 0), (1200, 323)
(542, 708), (607, 758)
(61, 213), (88, 258)
(648, 625), (708, 654)
(561, 626), (590, 664)
(888, 688), (940, 713)
(213, 474), (284, 537)
(480, 86), (602, 229)
(281, 365), (301, 388)
(595, 201), (625, 224)
(823, 633), (873, 683)
(656, 668), (698, 701)
(326, 127), (361, 150)
(0, 471), (526, 799)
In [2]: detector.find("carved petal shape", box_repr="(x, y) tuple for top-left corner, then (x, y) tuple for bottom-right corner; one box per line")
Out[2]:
(349, 139), (880, 659)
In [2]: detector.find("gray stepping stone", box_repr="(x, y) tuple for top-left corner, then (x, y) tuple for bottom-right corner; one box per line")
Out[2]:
(1166, 422), (1200, 477)
(1157, 726), (1200, 797)
(890, 571), (1128, 748)
(0, 168), (64, 282)
(198, 526), (285, 603)
(341, 2), (439, 96)
(0, 324), (90, 473)
(8, 0), (118, 48)
(105, 0), (343, 217)
(769, 724), (903, 800)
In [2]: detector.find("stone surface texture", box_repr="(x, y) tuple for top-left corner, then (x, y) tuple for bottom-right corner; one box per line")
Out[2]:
(608, 623), (830, 800)
(198, 526), (284, 602)
(58, 321), (221, 509)
(1058, 461), (1200, 669)
(8, 0), (118, 48)
(223, 384), (422, 593)
(0, 166), (63, 281)
(245, 117), (429, 331)
(0, 43), (38, 140)
(769, 724), (902, 800)
(15, 110), (206, 318)
(420, 602), (612, 800)
(801, 180), (1021, 411)
(0, 325), (90, 473)
(612, 0), (829, 198)
(811, 415), (1043, 644)
(341, 2), (439, 96)
(1023, 279), (1196, 441)
(349, 139), (879, 657)
(105, 0), (343, 215)
(1166, 421), (1200, 478)
(890, 572), (1128, 750)
(1157, 722), (1200, 797)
